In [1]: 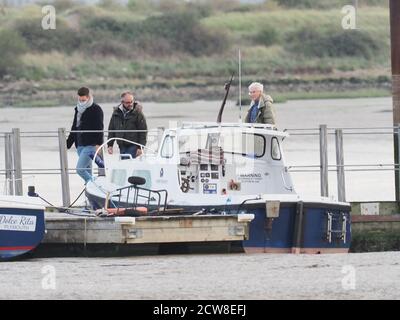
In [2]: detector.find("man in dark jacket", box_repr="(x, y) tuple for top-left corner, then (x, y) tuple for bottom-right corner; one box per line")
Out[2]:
(107, 91), (147, 158)
(66, 87), (104, 183)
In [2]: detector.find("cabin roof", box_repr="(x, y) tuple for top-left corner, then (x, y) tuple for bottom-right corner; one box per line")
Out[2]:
(170, 122), (289, 137)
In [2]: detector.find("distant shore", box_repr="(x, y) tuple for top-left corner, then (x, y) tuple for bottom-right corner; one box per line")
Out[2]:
(0, 3), (391, 107)
(0, 76), (392, 107)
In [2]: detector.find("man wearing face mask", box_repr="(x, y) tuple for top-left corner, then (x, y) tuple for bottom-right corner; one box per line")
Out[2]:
(66, 87), (104, 183)
(107, 91), (147, 158)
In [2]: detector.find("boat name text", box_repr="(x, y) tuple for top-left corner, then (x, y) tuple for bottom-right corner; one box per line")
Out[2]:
(0, 214), (37, 232)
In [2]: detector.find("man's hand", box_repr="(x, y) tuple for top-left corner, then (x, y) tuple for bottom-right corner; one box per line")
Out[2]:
(136, 148), (143, 157)
(94, 145), (103, 157)
(108, 146), (113, 155)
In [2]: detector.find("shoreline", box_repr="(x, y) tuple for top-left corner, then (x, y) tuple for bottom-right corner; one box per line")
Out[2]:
(0, 76), (392, 107)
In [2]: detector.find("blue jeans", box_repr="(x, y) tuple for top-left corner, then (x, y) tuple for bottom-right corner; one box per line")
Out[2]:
(120, 145), (137, 159)
(76, 146), (97, 183)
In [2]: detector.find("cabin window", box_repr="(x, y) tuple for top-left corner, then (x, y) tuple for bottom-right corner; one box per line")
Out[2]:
(271, 137), (282, 160)
(178, 131), (265, 158)
(179, 133), (207, 154)
(132, 170), (152, 189)
(242, 133), (265, 158)
(161, 135), (174, 158)
(221, 133), (265, 158)
(111, 169), (127, 186)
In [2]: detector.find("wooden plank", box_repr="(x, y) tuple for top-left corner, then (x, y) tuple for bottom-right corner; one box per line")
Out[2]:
(43, 214), (250, 245)
(350, 202), (400, 216)
(45, 215), (245, 229)
(352, 215), (400, 223)
(123, 225), (248, 244)
(43, 225), (125, 244)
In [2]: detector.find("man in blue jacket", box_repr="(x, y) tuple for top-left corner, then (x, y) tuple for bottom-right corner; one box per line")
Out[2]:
(67, 87), (104, 183)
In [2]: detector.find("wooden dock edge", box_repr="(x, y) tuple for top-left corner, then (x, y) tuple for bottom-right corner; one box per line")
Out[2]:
(32, 212), (252, 257)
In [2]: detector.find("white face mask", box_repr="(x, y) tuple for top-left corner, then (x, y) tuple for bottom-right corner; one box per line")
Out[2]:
(77, 96), (93, 109)
(78, 99), (88, 107)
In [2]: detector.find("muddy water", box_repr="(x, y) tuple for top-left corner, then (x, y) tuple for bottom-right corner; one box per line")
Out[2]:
(0, 252), (399, 299)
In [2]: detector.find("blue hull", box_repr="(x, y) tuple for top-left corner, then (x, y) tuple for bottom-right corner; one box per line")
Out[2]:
(244, 203), (351, 254)
(87, 192), (351, 254)
(0, 207), (46, 260)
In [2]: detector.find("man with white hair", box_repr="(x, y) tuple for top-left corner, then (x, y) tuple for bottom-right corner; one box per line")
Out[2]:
(245, 82), (276, 125)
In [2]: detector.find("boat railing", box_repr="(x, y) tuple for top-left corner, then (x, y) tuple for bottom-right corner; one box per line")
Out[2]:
(109, 181), (168, 216)
(89, 137), (159, 178)
(181, 121), (277, 130)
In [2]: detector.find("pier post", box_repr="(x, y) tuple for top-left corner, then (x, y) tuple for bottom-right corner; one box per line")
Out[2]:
(12, 128), (23, 196)
(58, 128), (71, 207)
(4, 133), (14, 195)
(390, 0), (400, 202)
(335, 129), (346, 202)
(319, 124), (329, 197)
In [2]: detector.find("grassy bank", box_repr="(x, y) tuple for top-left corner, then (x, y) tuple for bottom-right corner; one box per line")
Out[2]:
(0, 0), (392, 106)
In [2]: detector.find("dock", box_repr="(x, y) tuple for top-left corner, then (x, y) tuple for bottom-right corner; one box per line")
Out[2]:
(31, 211), (253, 257)
(351, 201), (400, 252)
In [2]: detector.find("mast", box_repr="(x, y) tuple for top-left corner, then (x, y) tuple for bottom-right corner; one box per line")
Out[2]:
(239, 49), (242, 122)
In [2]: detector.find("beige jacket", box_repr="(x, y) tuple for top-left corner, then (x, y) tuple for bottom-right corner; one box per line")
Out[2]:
(245, 94), (276, 125)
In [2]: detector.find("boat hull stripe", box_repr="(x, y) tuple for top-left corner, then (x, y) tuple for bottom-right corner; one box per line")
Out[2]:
(0, 246), (35, 251)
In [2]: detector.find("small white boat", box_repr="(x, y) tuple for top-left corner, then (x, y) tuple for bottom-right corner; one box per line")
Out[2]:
(86, 121), (351, 254)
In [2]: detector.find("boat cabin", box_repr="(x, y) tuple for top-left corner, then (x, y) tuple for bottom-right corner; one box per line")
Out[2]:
(102, 122), (296, 198)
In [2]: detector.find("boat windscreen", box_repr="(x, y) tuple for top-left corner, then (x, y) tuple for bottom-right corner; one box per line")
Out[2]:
(179, 131), (266, 158)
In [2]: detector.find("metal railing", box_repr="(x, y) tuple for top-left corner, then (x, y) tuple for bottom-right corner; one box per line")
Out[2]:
(285, 125), (400, 202)
(1, 125), (398, 205)
(1, 128), (164, 207)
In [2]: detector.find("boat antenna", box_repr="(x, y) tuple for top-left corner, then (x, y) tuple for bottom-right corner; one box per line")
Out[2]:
(217, 73), (234, 123)
(239, 49), (242, 122)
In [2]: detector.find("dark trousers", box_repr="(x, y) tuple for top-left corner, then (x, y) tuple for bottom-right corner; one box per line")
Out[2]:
(120, 145), (138, 159)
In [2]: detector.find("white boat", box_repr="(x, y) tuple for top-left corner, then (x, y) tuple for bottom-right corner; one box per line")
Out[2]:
(86, 121), (351, 254)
